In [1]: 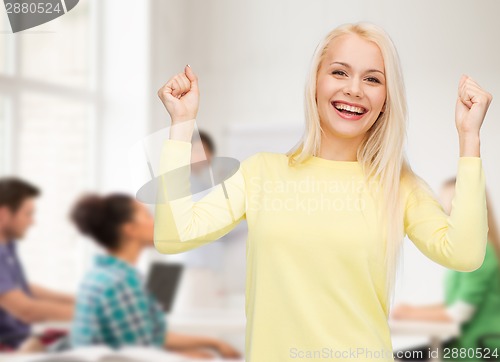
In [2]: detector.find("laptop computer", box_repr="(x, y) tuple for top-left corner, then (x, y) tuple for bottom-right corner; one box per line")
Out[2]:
(146, 262), (184, 313)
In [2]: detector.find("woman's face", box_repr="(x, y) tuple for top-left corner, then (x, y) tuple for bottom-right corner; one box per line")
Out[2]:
(125, 200), (155, 247)
(316, 33), (387, 144)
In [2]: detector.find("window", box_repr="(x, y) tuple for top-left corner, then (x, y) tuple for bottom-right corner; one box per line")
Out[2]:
(0, 1), (100, 292)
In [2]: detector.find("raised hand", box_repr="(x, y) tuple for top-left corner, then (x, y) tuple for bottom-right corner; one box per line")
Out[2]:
(158, 64), (200, 124)
(455, 74), (493, 136)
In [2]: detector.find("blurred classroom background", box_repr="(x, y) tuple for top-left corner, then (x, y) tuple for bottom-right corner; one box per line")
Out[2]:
(1, 0), (500, 358)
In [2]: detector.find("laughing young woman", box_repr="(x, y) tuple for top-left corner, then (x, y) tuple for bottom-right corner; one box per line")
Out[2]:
(154, 22), (493, 361)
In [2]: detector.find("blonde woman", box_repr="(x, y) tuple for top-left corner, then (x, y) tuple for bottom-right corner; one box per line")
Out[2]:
(154, 22), (493, 362)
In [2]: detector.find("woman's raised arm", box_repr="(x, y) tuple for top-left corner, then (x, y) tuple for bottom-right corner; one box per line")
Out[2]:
(153, 66), (249, 254)
(404, 75), (493, 271)
(455, 74), (493, 157)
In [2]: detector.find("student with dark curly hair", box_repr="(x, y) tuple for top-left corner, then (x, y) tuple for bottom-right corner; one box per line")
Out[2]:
(69, 193), (241, 359)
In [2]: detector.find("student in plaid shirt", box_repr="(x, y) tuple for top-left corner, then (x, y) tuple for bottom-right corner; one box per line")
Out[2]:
(69, 193), (241, 359)
(71, 254), (166, 348)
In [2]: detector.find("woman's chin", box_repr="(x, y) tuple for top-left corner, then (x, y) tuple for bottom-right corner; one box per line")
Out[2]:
(324, 120), (369, 139)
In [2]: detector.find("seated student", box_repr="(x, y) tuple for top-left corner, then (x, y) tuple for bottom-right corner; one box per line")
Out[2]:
(391, 178), (500, 361)
(69, 193), (242, 359)
(0, 177), (74, 351)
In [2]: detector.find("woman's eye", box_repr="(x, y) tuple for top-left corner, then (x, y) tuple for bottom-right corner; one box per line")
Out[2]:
(332, 70), (346, 76)
(367, 77), (381, 84)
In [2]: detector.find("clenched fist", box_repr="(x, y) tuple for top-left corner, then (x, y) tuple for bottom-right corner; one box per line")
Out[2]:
(455, 74), (493, 135)
(158, 65), (200, 124)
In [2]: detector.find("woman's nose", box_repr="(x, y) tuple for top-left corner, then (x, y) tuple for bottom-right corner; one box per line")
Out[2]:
(343, 78), (363, 98)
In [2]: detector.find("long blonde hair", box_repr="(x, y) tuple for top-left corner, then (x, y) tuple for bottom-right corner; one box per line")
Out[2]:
(286, 21), (429, 314)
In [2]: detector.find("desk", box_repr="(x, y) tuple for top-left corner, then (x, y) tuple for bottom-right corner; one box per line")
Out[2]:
(33, 308), (247, 335)
(166, 308), (246, 335)
(389, 319), (460, 362)
(32, 309), (247, 360)
(2, 349), (245, 362)
(34, 312), (459, 362)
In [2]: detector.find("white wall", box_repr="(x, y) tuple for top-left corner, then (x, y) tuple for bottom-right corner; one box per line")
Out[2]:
(148, 0), (500, 307)
(99, 0), (150, 193)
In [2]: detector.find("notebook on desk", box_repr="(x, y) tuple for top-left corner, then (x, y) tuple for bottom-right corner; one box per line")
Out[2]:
(146, 262), (184, 313)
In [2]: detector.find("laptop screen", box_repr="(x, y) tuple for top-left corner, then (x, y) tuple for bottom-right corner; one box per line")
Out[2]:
(146, 262), (184, 313)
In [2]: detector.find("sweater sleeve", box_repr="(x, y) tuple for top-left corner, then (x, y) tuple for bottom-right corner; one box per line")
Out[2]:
(404, 157), (488, 272)
(153, 138), (249, 254)
(449, 242), (498, 306)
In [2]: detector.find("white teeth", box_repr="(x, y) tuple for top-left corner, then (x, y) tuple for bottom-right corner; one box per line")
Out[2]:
(333, 103), (365, 114)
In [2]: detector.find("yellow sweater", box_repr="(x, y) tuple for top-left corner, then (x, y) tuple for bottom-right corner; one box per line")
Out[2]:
(154, 139), (488, 362)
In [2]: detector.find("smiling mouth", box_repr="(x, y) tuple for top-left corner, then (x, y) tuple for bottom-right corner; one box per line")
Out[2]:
(331, 102), (367, 115)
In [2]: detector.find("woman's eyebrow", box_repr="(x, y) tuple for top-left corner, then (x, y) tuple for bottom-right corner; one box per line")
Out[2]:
(330, 61), (385, 76)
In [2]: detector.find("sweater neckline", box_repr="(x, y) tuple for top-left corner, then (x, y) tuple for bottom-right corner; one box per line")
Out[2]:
(304, 155), (362, 170)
